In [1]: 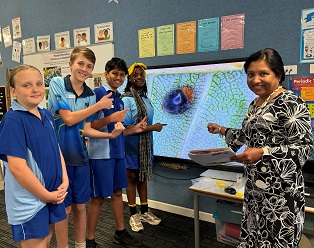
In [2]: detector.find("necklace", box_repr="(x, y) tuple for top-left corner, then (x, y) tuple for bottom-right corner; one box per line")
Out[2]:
(259, 85), (283, 108)
(248, 85), (283, 120)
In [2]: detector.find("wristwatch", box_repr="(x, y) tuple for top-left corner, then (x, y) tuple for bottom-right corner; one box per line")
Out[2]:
(262, 146), (271, 162)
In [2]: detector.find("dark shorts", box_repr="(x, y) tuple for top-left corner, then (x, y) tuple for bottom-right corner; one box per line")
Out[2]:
(11, 203), (66, 242)
(90, 158), (127, 198)
(65, 165), (91, 207)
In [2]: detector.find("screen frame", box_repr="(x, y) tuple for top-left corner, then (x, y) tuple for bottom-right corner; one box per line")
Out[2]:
(147, 58), (249, 173)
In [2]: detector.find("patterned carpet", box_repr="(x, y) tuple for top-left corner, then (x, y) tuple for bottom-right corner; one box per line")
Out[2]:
(0, 190), (234, 247)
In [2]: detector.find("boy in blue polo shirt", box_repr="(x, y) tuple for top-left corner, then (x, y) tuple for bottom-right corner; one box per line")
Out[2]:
(0, 64), (68, 248)
(84, 58), (146, 248)
(48, 47), (120, 248)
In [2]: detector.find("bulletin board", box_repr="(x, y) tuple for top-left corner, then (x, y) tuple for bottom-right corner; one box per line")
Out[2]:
(23, 42), (114, 107)
(23, 42), (115, 75)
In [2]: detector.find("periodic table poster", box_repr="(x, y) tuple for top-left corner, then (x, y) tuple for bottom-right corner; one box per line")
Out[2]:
(291, 78), (314, 130)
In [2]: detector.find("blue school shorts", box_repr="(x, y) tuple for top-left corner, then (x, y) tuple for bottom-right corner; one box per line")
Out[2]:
(11, 203), (66, 242)
(64, 165), (90, 207)
(90, 158), (127, 198)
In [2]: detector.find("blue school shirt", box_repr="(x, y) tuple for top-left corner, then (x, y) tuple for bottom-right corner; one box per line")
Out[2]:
(87, 83), (125, 159)
(0, 101), (63, 225)
(48, 75), (96, 166)
(122, 95), (154, 155)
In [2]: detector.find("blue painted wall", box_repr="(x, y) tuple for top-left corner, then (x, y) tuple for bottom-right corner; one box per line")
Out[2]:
(1, 0), (313, 213)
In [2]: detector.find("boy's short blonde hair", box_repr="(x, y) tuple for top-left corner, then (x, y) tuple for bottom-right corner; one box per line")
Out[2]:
(70, 47), (96, 65)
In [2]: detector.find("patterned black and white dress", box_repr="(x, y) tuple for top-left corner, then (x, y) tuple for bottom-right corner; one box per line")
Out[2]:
(225, 90), (314, 248)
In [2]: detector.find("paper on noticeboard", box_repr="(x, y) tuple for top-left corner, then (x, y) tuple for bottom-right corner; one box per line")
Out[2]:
(188, 147), (236, 166)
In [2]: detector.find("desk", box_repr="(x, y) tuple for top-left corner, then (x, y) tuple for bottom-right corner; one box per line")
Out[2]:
(189, 178), (314, 248)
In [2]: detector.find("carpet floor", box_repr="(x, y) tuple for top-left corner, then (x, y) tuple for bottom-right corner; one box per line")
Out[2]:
(0, 190), (234, 247)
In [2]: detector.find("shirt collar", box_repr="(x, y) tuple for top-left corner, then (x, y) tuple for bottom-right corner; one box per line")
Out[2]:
(64, 75), (94, 97)
(101, 83), (121, 97)
(10, 100), (46, 119)
(11, 100), (44, 111)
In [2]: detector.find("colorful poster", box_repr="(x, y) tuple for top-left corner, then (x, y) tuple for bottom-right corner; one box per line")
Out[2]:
(37, 35), (50, 51)
(42, 49), (72, 86)
(221, 14), (245, 50)
(291, 78), (314, 101)
(2, 26), (12, 48)
(197, 18), (219, 52)
(300, 8), (314, 63)
(54, 31), (70, 50)
(73, 27), (90, 47)
(176, 21), (196, 54)
(308, 103), (314, 118)
(12, 41), (21, 63)
(94, 22), (113, 43)
(156, 24), (174, 56)
(138, 27), (155, 58)
(12, 17), (22, 40)
(22, 37), (36, 55)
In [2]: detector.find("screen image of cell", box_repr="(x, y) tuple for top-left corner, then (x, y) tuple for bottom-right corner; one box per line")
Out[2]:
(146, 62), (256, 160)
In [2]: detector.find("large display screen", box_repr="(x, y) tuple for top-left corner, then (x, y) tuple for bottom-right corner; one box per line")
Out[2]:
(146, 60), (257, 160)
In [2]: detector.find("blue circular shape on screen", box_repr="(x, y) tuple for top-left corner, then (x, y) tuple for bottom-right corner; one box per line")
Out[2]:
(162, 88), (193, 115)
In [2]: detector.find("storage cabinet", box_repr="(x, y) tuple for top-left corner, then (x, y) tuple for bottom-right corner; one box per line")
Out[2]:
(215, 200), (242, 246)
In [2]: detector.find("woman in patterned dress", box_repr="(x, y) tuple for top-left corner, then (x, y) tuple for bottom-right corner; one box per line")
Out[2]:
(207, 48), (314, 247)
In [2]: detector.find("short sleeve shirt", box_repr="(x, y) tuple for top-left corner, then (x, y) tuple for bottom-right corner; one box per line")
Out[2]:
(87, 84), (125, 159)
(48, 75), (96, 166)
(0, 101), (63, 224)
(122, 95), (154, 155)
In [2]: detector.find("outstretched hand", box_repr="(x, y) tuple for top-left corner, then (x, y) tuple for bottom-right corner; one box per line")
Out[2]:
(110, 108), (129, 122)
(152, 123), (167, 132)
(207, 122), (220, 134)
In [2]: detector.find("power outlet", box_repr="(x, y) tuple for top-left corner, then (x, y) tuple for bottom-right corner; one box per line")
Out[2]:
(284, 65), (298, 75)
(310, 64), (314, 74)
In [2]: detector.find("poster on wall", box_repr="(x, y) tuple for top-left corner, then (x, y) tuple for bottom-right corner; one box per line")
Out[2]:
(73, 27), (90, 47)
(176, 21), (196, 54)
(42, 49), (71, 87)
(156, 24), (174, 56)
(37, 35), (50, 51)
(54, 31), (70, 50)
(12, 17), (22, 40)
(221, 14), (245, 50)
(22, 37), (36, 55)
(2, 26), (12, 48)
(94, 22), (113, 43)
(12, 41), (21, 63)
(197, 17), (219, 52)
(291, 77), (314, 130)
(300, 8), (314, 63)
(41, 50), (72, 107)
(138, 27), (155, 58)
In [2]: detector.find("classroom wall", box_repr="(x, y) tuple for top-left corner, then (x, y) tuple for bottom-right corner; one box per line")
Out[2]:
(0, 0), (313, 213)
